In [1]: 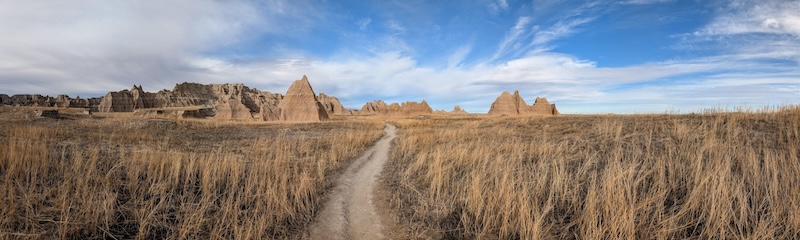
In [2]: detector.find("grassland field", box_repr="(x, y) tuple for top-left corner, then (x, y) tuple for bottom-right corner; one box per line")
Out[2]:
(2, 106), (800, 239)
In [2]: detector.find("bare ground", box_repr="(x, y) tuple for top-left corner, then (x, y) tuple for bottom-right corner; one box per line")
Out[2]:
(306, 124), (398, 240)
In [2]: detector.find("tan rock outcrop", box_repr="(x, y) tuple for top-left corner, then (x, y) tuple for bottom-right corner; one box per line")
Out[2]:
(99, 91), (135, 112)
(97, 82), (286, 121)
(529, 97), (559, 115)
(360, 100), (389, 114)
(259, 93), (283, 121)
(278, 75), (329, 122)
(451, 105), (468, 115)
(488, 91), (526, 116)
(488, 91), (559, 116)
(359, 100), (432, 117)
(318, 93), (351, 115)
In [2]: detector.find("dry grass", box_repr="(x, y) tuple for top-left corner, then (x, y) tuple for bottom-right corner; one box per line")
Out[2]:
(385, 107), (800, 239)
(0, 108), (384, 239)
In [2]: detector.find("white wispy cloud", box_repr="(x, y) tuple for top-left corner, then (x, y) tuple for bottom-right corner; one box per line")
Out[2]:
(447, 43), (473, 69)
(0, 0), (307, 94)
(529, 17), (596, 49)
(386, 20), (406, 34)
(490, 16), (533, 61)
(698, 0), (800, 37)
(683, 0), (800, 65)
(357, 18), (372, 30)
(488, 0), (510, 13)
(620, 0), (673, 5)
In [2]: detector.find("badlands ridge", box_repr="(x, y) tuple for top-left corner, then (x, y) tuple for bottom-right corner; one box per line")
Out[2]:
(0, 75), (559, 121)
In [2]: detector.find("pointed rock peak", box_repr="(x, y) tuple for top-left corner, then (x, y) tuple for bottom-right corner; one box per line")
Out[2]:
(279, 75), (328, 121)
(535, 97), (549, 104)
(500, 91), (512, 96)
(286, 75), (317, 97)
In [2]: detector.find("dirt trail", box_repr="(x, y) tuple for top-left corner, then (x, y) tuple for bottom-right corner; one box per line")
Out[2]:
(306, 123), (398, 240)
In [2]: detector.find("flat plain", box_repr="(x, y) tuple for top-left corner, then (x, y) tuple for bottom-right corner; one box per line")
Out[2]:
(2, 106), (800, 239)
(384, 107), (800, 239)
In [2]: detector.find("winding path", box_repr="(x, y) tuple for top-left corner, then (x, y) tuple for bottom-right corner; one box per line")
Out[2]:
(307, 123), (397, 240)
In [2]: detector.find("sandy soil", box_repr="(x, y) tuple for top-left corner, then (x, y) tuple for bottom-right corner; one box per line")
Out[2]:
(306, 123), (397, 240)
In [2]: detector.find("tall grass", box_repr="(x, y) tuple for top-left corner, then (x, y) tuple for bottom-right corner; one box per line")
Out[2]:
(0, 115), (384, 239)
(385, 107), (800, 239)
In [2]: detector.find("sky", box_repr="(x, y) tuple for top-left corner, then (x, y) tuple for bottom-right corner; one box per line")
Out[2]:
(0, 0), (798, 114)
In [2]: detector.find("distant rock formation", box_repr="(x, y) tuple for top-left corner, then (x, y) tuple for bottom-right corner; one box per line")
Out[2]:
(0, 94), (10, 105)
(488, 91), (559, 116)
(451, 105), (468, 115)
(530, 97), (559, 115)
(133, 108), (215, 119)
(278, 76), (329, 122)
(359, 100), (432, 117)
(318, 93), (352, 115)
(360, 100), (389, 114)
(433, 105), (469, 115)
(488, 91), (525, 116)
(98, 90), (135, 112)
(97, 83), (285, 120)
(0, 93), (102, 110)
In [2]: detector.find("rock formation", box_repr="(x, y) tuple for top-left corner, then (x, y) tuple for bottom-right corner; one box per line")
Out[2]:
(360, 100), (389, 114)
(451, 105), (468, 115)
(488, 91), (526, 116)
(529, 97), (559, 115)
(34, 110), (60, 118)
(1, 93), (101, 110)
(488, 91), (559, 116)
(97, 83), (285, 121)
(278, 76), (329, 122)
(0, 94), (10, 105)
(359, 100), (432, 117)
(318, 93), (351, 115)
(98, 90), (135, 112)
(133, 108), (215, 119)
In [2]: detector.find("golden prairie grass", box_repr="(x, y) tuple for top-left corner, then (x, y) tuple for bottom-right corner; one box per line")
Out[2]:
(0, 112), (384, 239)
(385, 107), (800, 239)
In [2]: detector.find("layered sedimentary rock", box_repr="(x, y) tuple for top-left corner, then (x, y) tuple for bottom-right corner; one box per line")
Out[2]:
(1, 93), (101, 110)
(98, 90), (135, 112)
(488, 91), (559, 116)
(0, 94), (10, 105)
(278, 76), (329, 121)
(211, 84), (262, 120)
(529, 97), (559, 115)
(451, 105), (468, 115)
(54, 95), (102, 110)
(488, 91), (526, 116)
(318, 93), (351, 115)
(133, 108), (215, 119)
(34, 110), (60, 118)
(97, 83), (285, 120)
(360, 100), (388, 114)
(7, 94), (54, 107)
(359, 100), (433, 117)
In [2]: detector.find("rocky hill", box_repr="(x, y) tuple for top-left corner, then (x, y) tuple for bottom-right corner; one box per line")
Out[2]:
(278, 76), (329, 121)
(488, 91), (559, 116)
(359, 100), (433, 117)
(0, 94), (102, 110)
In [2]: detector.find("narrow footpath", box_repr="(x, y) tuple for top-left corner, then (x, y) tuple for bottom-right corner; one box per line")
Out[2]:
(306, 123), (397, 240)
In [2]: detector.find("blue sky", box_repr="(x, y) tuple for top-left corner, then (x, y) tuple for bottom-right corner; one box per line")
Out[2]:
(0, 0), (798, 113)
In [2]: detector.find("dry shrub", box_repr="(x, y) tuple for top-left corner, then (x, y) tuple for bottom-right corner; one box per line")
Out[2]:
(385, 107), (800, 239)
(0, 117), (384, 239)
